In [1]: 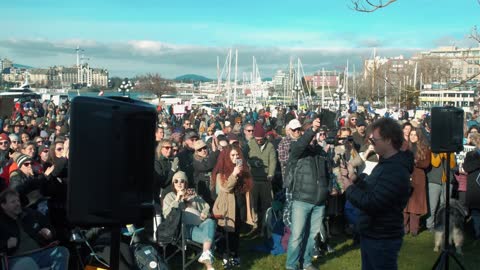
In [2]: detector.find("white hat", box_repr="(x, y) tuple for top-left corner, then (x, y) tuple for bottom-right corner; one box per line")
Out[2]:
(214, 130), (224, 137)
(288, 119), (302, 130)
(224, 121), (231, 127)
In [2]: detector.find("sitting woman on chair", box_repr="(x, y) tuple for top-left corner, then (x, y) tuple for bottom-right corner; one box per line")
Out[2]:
(162, 171), (216, 270)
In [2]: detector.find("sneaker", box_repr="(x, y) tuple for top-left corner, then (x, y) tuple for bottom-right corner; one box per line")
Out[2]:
(231, 257), (240, 267)
(198, 251), (212, 265)
(222, 257), (241, 268)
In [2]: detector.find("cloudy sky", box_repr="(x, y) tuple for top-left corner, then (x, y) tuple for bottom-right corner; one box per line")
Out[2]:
(1, 0), (478, 79)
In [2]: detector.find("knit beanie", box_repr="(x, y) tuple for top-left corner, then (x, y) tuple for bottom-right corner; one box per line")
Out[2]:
(253, 123), (265, 138)
(15, 154), (32, 168)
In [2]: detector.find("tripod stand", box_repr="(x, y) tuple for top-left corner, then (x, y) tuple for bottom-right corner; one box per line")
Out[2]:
(431, 153), (465, 270)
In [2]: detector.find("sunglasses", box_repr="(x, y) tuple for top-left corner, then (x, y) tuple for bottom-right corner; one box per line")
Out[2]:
(351, 119), (357, 121)
(162, 146), (172, 150)
(369, 137), (383, 145)
(23, 162), (32, 167)
(42, 149), (49, 153)
(173, 179), (186, 184)
(36, 140), (44, 144)
(0, 141), (9, 146)
(197, 147), (207, 152)
(11, 141), (19, 144)
(292, 128), (301, 132)
(56, 148), (64, 151)
(245, 130), (254, 132)
(319, 133), (326, 136)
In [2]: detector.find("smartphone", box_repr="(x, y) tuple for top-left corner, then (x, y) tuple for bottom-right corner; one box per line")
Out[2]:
(236, 159), (243, 167)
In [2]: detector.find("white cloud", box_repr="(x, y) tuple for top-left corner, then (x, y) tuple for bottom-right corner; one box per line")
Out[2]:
(0, 38), (422, 78)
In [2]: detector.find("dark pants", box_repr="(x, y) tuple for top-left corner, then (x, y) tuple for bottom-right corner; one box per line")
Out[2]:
(251, 181), (272, 228)
(360, 237), (403, 270)
(471, 208), (480, 239)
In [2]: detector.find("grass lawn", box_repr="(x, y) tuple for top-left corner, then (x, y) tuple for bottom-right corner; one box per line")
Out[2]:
(175, 230), (479, 270)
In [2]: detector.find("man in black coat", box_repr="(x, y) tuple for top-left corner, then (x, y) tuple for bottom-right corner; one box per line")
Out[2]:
(341, 117), (414, 270)
(463, 134), (480, 240)
(285, 117), (330, 270)
(177, 129), (198, 187)
(0, 188), (69, 270)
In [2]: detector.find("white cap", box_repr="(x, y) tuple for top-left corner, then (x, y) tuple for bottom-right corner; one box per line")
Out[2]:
(288, 119), (301, 130)
(214, 130), (224, 137)
(225, 121), (231, 127)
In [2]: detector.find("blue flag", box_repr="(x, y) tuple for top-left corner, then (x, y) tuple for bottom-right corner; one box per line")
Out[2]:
(348, 98), (357, 113)
(367, 104), (376, 115)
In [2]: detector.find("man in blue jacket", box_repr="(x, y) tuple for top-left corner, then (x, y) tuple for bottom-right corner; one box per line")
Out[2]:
(285, 117), (329, 270)
(341, 117), (414, 270)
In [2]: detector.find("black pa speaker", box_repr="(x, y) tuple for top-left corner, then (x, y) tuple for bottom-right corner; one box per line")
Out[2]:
(430, 106), (464, 153)
(68, 96), (156, 225)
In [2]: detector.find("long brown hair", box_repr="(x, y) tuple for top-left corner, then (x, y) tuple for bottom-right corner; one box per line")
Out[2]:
(211, 145), (252, 193)
(409, 128), (429, 161)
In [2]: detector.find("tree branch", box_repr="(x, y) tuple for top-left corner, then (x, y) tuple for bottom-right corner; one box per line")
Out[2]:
(351, 0), (397, 12)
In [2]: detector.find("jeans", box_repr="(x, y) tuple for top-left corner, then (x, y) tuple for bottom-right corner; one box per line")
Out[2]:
(471, 208), (480, 239)
(426, 183), (444, 229)
(360, 237), (403, 270)
(187, 218), (216, 244)
(286, 200), (325, 270)
(9, 246), (69, 270)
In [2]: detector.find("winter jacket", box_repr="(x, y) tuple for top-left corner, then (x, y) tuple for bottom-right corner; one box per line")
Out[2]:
(0, 208), (54, 255)
(247, 139), (277, 181)
(154, 155), (175, 202)
(177, 147), (195, 186)
(287, 128), (330, 206)
(346, 150), (414, 239)
(9, 170), (47, 207)
(463, 149), (480, 209)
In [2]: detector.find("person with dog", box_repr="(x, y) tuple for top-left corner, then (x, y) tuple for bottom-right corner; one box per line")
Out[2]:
(340, 117), (414, 270)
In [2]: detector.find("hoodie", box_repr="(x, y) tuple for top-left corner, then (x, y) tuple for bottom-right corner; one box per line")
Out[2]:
(346, 150), (414, 239)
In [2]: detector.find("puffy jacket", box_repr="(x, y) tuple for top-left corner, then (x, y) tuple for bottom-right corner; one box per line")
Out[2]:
(287, 128), (329, 206)
(346, 150), (414, 239)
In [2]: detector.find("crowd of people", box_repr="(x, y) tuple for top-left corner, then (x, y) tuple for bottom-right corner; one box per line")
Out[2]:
(1, 97), (480, 270)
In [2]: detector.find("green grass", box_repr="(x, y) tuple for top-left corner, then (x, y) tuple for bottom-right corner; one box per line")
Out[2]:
(174, 231), (480, 270)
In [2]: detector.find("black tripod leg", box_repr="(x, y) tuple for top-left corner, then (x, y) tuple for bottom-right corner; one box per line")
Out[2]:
(432, 252), (446, 270)
(450, 254), (465, 270)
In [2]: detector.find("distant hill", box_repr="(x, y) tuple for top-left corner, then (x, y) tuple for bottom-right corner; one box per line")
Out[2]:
(174, 74), (213, 82)
(262, 77), (272, 81)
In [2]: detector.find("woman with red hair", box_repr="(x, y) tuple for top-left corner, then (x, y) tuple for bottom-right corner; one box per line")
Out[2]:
(212, 145), (255, 268)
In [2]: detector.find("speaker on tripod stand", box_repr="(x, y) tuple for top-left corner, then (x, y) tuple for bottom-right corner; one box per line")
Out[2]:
(430, 106), (465, 270)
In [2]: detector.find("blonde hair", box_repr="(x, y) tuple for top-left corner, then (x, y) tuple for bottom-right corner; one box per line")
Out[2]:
(469, 133), (480, 148)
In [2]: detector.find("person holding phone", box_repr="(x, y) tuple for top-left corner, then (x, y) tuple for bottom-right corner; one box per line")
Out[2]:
(212, 145), (255, 268)
(285, 117), (329, 270)
(162, 171), (216, 270)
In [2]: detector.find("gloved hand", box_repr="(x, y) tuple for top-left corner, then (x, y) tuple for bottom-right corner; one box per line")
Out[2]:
(171, 157), (179, 172)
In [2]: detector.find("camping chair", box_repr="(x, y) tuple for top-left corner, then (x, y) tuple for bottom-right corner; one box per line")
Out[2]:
(158, 214), (227, 270)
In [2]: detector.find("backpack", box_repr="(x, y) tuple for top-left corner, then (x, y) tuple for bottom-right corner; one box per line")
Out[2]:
(155, 207), (182, 245)
(133, 244), (169, 270)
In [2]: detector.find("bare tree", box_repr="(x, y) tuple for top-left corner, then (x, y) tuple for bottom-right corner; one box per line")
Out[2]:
(134, 73), (176, 96)
(351, 0), (397, 12)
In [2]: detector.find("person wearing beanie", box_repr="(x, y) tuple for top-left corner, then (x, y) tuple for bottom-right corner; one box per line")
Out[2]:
(162, 171), (216, 270)
(247, 123), (277, 235)
(8, 134), (20, 152)
(9, 153), (54, 209)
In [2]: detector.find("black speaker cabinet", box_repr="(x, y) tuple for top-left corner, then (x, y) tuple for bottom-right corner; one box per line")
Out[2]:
(430, 106), (464, 153)
(68, 96), (156, 225)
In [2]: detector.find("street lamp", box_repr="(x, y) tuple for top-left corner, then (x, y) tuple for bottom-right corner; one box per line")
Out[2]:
(334, 85), (345, 112)
(118, 78), (133, 97)
(294, 84), (301, 110)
